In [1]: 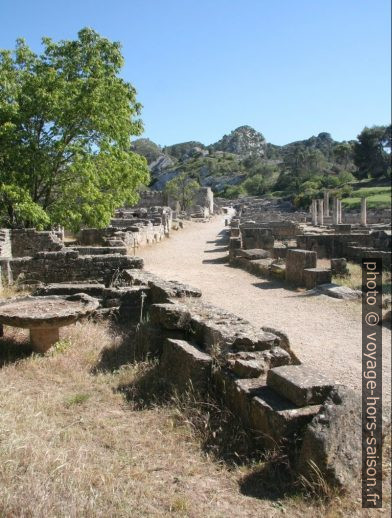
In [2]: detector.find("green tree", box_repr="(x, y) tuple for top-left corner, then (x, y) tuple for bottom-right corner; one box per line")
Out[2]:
(333, 142), (354, 169)
(353, 125), (391, 179)
(0, 28), (149, 230)
(165, 173), (200, 210)
(242, 174), (265, 195)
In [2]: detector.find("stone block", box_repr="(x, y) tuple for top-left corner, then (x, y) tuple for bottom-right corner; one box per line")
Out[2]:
(226, 347), (292, 378)
(298, 386), (362, 489)
(160, 338), (212, 392)
(303, 268), (332, 290)
(267, 365), (335, 407)
(250, 387), (321, 447)
(286, 249), (317, 286)
(150, 301), (281, 355)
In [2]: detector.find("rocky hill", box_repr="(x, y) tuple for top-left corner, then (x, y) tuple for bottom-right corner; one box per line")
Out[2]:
(131, 126), (351, 195)
(209, 125), (267, 156)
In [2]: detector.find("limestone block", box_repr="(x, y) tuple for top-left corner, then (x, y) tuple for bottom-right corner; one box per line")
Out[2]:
(227, 347), (292, 378)
(160, 338), (212, 392)
(303, 268), (332, 290)
(250, 386), (321, 447)
(298, 386), (362, 489)
(236, 248), (271, 260)
(286, 249), (317, 286)
(267, 365), (335, 407)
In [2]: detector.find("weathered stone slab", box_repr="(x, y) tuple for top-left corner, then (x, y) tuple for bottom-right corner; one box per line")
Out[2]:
(236, 248), (271, 260)
(150, 301), (282, 355)
(267, 365), (335, 407)
(123, 269), (201, 302)
(160, 338), (212, 392)
(34, 283), (105, 298)
(315, 283), (361, 300)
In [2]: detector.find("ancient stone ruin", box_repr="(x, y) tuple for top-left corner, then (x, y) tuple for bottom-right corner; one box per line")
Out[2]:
(227, 194), (390, 303)
(0, 190), (389, 494)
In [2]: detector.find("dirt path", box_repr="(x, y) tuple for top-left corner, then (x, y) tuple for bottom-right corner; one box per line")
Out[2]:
(138, 217), (391, 401)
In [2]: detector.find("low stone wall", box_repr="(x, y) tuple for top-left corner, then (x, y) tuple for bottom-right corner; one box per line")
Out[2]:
(6, 250), (143, 285)
(297, 233), (374, 258)
(10, 228), (64, 258)
(297, 231), (391, 268)
(124, 271), (363, 490)
(240, 226), (274, 250)
(78, 224), (166, 249)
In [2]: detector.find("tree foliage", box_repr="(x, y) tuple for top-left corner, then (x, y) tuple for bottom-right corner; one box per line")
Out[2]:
(0, 28), (149, 230)
(165, 172), (200, 210)
(353, 125), (391, 179)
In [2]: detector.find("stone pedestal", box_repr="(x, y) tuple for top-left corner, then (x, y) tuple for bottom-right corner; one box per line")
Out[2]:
(361, 197), (367, 225)
(30, 327), (60, 353)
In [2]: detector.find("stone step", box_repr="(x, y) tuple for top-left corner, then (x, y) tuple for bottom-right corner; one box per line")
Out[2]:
(214, 369), (321, 446)
(267, 365), (335, 407)
(250, 386), (321, 447)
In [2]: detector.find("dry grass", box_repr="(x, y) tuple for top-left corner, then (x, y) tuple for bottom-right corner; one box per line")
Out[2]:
(0, 319), (390, 517)
(0, 282), (31, 299)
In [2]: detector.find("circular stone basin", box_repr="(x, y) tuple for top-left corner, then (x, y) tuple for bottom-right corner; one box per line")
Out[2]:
(0, 294), (99, 353)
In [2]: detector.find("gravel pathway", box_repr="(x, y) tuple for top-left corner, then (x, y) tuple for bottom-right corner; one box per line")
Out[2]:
(138, 217), (391, 402)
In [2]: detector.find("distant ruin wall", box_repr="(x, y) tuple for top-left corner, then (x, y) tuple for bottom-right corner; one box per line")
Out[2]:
(10, 229), (64, 258)
(133, 191), (168, 208)
(78, 225), (166, 248)
(8, 251), (143, 285)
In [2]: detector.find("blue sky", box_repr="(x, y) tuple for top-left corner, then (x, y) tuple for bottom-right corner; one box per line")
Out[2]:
(1, 0), (390, 146)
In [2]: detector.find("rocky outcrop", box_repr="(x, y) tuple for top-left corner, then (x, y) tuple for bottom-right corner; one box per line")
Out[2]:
(209, 126), (266, 156)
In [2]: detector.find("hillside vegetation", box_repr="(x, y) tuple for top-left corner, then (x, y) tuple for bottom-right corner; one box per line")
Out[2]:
(133, 125), (391, 209)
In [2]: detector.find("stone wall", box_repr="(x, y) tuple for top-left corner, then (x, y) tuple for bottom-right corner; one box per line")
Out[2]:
(296, 232), (390, 263)
(7, 250), (143, 285)
(121, 270), (363, 490)
(10, 229), (64, 258)
(134, 190), (168, 208)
